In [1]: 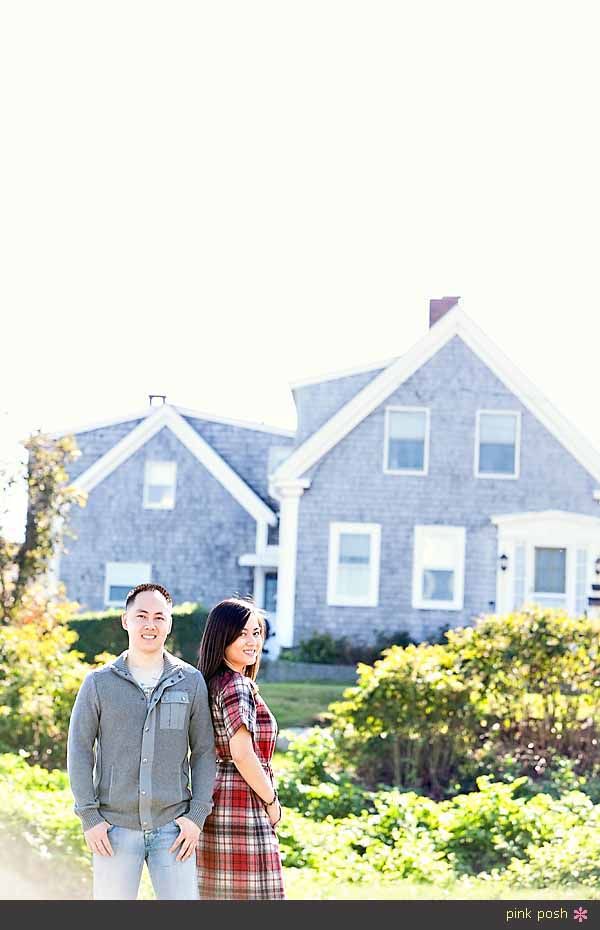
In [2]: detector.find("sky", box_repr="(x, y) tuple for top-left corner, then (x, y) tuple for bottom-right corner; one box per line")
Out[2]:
(1, 2), (599, 541)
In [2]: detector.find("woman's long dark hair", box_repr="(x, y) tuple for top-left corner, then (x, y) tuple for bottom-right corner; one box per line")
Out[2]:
(198, 597), (266, 684)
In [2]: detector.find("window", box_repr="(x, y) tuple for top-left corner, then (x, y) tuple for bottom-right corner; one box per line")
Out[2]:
(384, 407), (429, 474)
(412, 525), (466, 610)
(264, 571), (278, 614)
(476, 411), (520, 478)
(327, 523), (381, 607)
(104, 562), (151, 607)
(143, 461), (177, 509)
(534, 546), (567, 608)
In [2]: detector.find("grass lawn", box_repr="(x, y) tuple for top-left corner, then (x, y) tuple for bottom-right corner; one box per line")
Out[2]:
(135, 867), (599, 901)
(257, 681), (350, 729)
(282, 869), (600, 900)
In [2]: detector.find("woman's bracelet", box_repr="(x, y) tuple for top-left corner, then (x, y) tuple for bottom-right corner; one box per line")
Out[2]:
(264, 790), (279, 808)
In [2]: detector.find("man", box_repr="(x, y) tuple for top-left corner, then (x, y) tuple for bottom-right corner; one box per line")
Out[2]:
(67, 583), (216, 900)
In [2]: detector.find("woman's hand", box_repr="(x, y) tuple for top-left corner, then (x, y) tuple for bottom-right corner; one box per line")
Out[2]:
(265, 797), (282, 827)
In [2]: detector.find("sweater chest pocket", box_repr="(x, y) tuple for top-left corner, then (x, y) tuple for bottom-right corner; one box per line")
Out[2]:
(160, 690), (189, 730)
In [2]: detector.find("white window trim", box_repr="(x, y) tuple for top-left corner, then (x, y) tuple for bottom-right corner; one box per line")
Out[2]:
(474, 409), (521, 480)
(143, 460), (177, 510)
(104, 562), (152, 608)
(327, 522), (381, 607)
(412, 525), (466, 611)
(383, 406), (430, 476)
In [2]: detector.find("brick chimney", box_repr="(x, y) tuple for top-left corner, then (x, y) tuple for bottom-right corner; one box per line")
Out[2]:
(429, 296), (460, 328)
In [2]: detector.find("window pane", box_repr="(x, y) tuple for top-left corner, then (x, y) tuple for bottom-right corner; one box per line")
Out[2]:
(388, 439), (425, 470)
(480, 414), (517, 443)
(422, 535), (455, 569)
(479, 414), (517, 474)
(337, 563), (371, 598)
(535, 547), (566, 594)
(148, 484), (174, 506)
(147, 461), (176, 484)
(337, 533), (371, 597)
(422, 569), (454, 601)
(339, 534), (370, 564)
(389, 411), (426, 440)
(264, 573), (278, 613)
(388, 412), (426, 471)
(108, 585), (133, 603)
(479, 443), (516, 474)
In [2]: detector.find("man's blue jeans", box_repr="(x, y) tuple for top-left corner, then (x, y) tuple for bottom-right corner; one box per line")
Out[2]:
(93, 820), (199, 900)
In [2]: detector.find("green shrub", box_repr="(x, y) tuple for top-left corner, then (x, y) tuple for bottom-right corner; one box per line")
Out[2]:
(3, 751), (600, 892)
(0, 594), (92, 767)
(329, 608), (600, 796)
(0, 753), (90, 897)
(69, 602), (208, 666)
(329, 641), (477, 793)
(446, 607), (600, 772)
(500, 825), (600, 888)
(279, 630), (416, 665)
(277, 728), (374, 818)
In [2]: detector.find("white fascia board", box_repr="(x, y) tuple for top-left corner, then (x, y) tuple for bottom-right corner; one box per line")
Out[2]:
(274, 305), (600, 485)
(72, 405), (277, 526)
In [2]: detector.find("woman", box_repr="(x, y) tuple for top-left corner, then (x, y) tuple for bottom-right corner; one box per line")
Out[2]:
(195, 597), (285, 900)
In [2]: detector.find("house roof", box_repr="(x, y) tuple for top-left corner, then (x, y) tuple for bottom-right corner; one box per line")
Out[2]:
(272, 305), (600, 486)
(71, 404), (278, 526)
(50, 404), (295, 439)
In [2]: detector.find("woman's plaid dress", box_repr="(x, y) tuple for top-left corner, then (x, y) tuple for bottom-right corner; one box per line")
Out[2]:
(196, 668), (285, 900)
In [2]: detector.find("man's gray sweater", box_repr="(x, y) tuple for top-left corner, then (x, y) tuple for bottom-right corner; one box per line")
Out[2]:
(67, 651), (216, 833)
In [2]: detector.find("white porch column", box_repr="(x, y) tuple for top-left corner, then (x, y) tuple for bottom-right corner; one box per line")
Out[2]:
(271, 479), (309, 649)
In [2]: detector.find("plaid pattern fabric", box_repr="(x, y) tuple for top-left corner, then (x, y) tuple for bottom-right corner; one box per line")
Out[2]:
(196, 669), (285, 900)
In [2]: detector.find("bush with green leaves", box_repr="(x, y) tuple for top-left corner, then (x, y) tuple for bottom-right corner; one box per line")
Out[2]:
(500, 825), (600, 889)
(277, 727), (374, 818)
(446, 607), (600, 773)
(329, 640), (477, 793)
(0, 753), (90, 897)
(68, 602), (208, 666)
(3, 751), (600, 891)
(329, 608), (600, 796)
(0, 590), (93, 767)
(279, 630), (416, 666)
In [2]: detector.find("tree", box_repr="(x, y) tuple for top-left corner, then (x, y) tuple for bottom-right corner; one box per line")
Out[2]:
(0, 432), (85, 622)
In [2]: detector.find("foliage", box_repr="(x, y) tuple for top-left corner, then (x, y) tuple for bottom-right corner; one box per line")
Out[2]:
(0, 589), (93, 767)
(69, 602), (208, 666)
(329, 608), (600, 795)
(0, 432), (85, 622)
(3, 751), (600, 894)
(446, 607), (600, 771)
(329, 641), (477, 794)
(0, 753), (90, 897)
(279, 630), (416, 665)
(499, 825), (600, 889)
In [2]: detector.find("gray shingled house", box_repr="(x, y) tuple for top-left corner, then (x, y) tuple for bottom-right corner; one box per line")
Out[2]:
(54, 298), (600, 654)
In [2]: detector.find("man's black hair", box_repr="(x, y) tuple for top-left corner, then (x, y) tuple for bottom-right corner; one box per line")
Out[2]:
(125, 582), (173, 610)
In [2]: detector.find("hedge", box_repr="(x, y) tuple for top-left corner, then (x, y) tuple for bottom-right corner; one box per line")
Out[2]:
(67, 602), (208, 666)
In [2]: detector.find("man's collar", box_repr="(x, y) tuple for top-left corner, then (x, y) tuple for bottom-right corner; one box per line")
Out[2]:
(113, 650), (183, 677)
